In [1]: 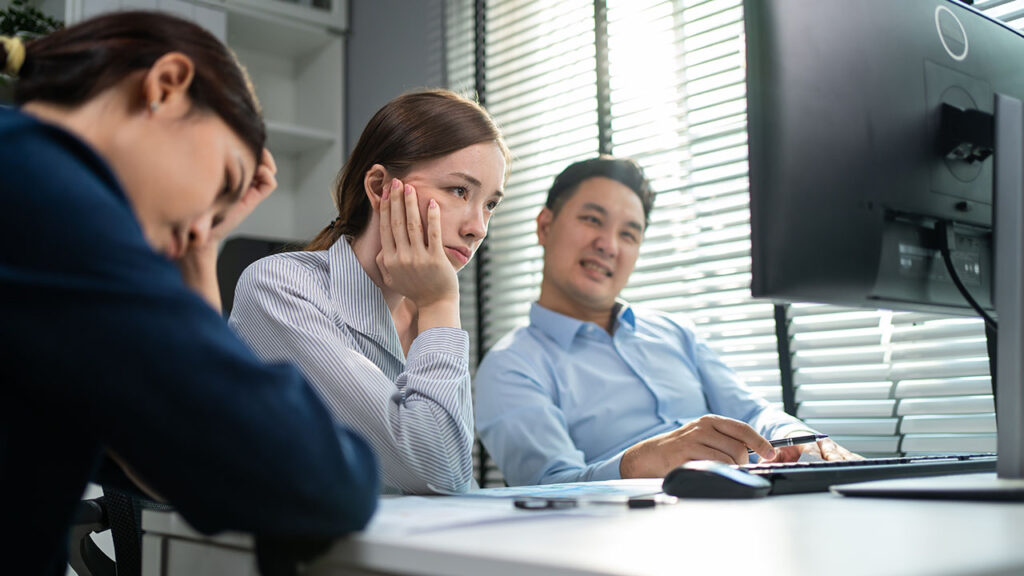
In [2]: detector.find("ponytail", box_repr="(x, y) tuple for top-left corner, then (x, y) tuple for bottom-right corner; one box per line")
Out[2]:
(1, 36), (26, 76)
(306, 217), (345, 251)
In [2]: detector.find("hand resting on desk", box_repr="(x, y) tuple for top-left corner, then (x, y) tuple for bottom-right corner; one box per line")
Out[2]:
(619, 415), (777, 478)
(766, 436), (863, 464)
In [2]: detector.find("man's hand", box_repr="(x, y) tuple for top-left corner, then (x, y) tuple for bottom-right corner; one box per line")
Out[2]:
(767, 436), (863, 463)
(619, 415), (777, 478)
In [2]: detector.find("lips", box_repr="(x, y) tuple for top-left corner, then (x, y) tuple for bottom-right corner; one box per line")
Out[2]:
(446, 245), (471, 265)
(580, 258), (613, 278)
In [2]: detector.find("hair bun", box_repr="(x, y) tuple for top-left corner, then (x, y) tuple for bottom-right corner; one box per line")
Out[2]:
(1, 36), (27, 76)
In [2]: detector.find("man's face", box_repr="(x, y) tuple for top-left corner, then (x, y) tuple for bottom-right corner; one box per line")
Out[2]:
(537, 176), (646, 315)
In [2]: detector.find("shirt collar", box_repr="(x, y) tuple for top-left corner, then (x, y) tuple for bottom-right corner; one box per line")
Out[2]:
(529, 300), (636, 350)
(327, 238), (404, 359)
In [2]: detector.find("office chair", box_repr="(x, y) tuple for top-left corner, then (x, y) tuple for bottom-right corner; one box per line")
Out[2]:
(69, 489), (172, 576)
(217, 235), (305, 317)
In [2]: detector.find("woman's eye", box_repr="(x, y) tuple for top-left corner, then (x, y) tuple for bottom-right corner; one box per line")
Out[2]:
(451, 186), (468, 198)
(486, 199), (501, 212)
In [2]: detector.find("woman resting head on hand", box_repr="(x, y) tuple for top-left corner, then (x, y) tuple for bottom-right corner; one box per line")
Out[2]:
(229, 89), (510, 494)
(1, 12), (380, 575)
(5, 11), (277, 308)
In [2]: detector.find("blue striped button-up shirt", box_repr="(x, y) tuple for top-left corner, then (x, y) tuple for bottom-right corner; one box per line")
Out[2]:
(229, 238), (474, 494)
(475, 302), (811, 486)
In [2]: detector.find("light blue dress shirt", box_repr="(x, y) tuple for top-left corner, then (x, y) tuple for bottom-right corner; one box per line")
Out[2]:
(474, 302), (811, 486)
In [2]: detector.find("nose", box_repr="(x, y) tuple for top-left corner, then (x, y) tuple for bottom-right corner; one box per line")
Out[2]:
(187, 214), (215, 250)
(460, 204), (488, 241)
(593, 228), (617, 258)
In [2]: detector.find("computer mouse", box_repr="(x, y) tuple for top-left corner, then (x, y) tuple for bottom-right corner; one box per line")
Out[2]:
(662, 460), (771, 499)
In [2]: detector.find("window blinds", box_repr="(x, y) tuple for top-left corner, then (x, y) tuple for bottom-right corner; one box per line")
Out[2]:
(477, 0), (600, 353)
(606, 0), (783, 408)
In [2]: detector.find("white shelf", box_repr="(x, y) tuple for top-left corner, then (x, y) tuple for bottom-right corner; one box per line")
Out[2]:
(223, 0), (345, 32)
(224, 4), (335, 59)
(266, 120), (337, 154)
(58, 0), (345, 240)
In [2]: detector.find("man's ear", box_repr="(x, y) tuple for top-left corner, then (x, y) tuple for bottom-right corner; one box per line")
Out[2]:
(364, 164), (389, 210)
(537, 207), (554, 246)
(142, 52), (195, 116)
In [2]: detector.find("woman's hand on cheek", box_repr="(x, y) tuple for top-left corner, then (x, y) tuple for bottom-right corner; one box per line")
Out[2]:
(210, 148), (278, 245)
(177, 148), (277, 311)
(376, 178), (460, 329)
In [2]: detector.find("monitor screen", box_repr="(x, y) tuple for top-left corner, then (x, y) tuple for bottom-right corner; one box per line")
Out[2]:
(745, 0), (1024, 314)
(744, 0), (1024, 480)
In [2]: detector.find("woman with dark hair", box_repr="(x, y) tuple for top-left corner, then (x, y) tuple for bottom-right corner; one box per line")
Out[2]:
(0, 12), (377, 575)
(230, 89), (509, 494)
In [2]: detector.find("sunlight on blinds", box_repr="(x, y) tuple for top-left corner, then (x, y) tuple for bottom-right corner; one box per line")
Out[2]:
(608, 0), (781, 404)
(480, 0), (599, 351)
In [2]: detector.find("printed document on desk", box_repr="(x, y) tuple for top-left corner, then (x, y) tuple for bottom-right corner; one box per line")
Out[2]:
(366, 480), (663, 538)
(461, 478), (664, 499)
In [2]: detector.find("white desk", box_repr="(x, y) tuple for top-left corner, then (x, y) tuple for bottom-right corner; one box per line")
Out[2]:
(141, 484), (1024, 576)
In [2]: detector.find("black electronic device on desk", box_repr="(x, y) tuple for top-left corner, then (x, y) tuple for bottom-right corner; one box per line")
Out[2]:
(662, 461), (771, 499)
(663, 454), (997, 498)
(742, 454), (997, 495)
(744, 0), (1024, 498)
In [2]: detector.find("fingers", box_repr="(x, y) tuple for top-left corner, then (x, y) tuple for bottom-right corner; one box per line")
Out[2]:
(390, 179), (411, 249)
(204, 152), (278, 245)
(708, 416), (776, 461)
(378, 179), (395, 252)
(426, 198), (442, 253)
(404, 182), (425, 249)
(695, 432), (751, 465)
(375, 251), (392, 286)
(768, 445), (804, 463)
(262, 147), (277, 177)
(689, 444), (744, 466)
(818, 438), (863, 461)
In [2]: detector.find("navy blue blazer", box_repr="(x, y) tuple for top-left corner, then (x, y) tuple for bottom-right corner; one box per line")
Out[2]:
(0, 107), (378, 575)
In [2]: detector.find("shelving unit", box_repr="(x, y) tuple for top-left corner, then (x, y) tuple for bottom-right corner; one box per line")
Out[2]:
(34, 0), (346, 241)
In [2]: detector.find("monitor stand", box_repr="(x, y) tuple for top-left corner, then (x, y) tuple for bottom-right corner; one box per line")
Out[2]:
(834, 92), (1024, 500)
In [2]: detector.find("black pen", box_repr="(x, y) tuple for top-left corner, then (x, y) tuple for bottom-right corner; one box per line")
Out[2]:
(748, 433), (829, 454)
(513, 496), (665, 510)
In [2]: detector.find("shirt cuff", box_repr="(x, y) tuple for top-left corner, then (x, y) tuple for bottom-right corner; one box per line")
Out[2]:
(777, 424), (819, 438)
(588, 452), (625, 482)
(408, 327), (470, 359)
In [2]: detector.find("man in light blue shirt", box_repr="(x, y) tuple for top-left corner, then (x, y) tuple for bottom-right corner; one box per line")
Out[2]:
(474, 156), (858, 486)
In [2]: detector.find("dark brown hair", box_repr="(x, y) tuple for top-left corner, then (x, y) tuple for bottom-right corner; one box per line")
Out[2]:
(3, 11), (264, 161)
(305, 89), (509, 251)
(546, 155), (655, 229)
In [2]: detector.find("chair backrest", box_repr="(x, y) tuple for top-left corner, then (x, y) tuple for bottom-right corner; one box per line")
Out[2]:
(218, 236), (305, 317)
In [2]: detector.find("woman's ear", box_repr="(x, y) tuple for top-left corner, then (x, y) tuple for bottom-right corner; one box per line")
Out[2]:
(364, 164), (389, 210)
(142, 52), (195, 116)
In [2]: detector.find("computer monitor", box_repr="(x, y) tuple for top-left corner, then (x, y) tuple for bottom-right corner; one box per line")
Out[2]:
(744, 0), (1024, 482)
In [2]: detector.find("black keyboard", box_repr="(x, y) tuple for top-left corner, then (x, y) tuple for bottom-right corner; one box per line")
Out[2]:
(739, 453), (998, 495)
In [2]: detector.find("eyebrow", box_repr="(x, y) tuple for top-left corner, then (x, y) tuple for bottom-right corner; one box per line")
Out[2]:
(581, 202), (644, 232)
(449, 171), (504, 199)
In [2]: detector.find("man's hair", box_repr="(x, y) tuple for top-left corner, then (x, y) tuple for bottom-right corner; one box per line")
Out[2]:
(544, 155), (655, 228)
